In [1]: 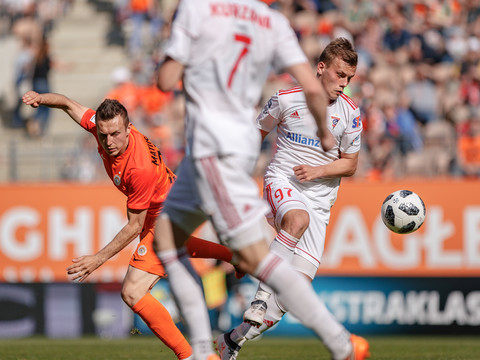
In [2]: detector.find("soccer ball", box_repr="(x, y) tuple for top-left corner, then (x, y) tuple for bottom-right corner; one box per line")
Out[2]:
(381, 190), (426, 234)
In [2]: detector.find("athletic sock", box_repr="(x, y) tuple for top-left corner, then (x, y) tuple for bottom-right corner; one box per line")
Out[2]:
(249, 230), (300, 309)
(254, 252), (352, 359)
(229, 322), (252, 347)
(132, 293), (192, 359)
(186, 236), (233, 263)
(270, 229), (299, 261)
(156, 249), (215, 359)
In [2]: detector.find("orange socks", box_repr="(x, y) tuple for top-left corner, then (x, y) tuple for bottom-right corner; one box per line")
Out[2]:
(132, 293), (192, 360)
(186, 236), (233, 263)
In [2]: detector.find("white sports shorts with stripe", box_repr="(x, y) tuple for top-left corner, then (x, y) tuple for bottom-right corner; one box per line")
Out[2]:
(263, 175), (330, 279)
(162, 154), (270, 250)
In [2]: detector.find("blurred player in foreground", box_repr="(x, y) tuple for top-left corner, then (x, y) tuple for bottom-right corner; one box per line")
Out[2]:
(153, 0), (368, 359)
(22, 90), (235, 360)
(217, 37), (368, 360)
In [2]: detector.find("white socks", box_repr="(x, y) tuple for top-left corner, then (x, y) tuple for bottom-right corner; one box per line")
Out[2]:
(270, 229), (299, 260)
(157, 249), (215, 360)
(253, 230), (300, 310)
(231, 230), (301, 346)
(253, 252), (352, 359)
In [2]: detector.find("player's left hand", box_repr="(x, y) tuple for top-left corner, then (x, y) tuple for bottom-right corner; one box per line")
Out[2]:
(293, 164), (321, 182)
(66, 255), (103, 282)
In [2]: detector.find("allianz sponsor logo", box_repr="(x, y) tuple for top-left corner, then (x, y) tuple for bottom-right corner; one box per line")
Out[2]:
(286, 132), (320, 148)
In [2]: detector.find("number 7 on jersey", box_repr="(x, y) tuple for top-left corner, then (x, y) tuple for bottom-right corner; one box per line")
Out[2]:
(228, 34), (251, 89)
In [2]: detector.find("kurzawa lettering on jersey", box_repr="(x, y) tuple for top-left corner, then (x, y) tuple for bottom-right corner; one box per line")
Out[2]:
(257, 87), (362, 210)
(165, 0), (307, 158)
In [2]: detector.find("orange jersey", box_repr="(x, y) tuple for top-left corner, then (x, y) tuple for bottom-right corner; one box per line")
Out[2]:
(81, 109), (176, 213)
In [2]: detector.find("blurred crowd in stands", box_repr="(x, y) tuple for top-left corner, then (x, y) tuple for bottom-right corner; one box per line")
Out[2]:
(0, 0), (73, 137)
(1, 0), (480, 181)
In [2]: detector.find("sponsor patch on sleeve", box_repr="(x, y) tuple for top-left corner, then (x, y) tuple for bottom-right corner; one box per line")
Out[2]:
(352, 116), (361, 128)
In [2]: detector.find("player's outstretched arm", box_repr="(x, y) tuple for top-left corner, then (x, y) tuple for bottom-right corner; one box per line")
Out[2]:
(66, 208), (147, 282)
(285, 63), (335, 151)
(22, 91), (89, 125)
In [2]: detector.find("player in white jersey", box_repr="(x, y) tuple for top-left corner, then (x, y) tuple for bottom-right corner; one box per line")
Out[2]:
(216, 38), (369, 360)
(153, 1), (365, 358)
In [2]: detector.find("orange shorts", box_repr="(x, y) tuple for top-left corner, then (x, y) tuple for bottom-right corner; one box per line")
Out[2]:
(129, 213), (166, 277)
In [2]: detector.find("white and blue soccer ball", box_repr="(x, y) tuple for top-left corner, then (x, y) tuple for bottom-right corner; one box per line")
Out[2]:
(381, 190), (426, 234)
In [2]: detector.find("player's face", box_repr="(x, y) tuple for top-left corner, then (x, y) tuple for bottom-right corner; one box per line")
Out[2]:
(317, 57), (356, 100)
(96, 115), (131, 157)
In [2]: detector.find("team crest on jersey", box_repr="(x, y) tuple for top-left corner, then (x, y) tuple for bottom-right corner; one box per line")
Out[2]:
(113, 174), (121, 186)
(331, 115), (340, 128)
(138, 245), (147, 257)
(89, 114), (96, 124)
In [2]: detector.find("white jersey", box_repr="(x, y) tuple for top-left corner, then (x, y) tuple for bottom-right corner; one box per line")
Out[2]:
(257, 86), (362, 211)
(165, 0), (308, 158)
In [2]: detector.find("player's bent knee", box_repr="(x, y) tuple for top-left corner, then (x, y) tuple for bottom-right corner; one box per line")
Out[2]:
(121, 281), (148, 307)
(281, 209), (309, 238)
(121, 287), (136, 307)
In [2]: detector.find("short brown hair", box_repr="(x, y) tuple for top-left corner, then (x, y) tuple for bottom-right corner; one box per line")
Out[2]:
(318, 37), (357, 67)
(96, 99), (129, 127)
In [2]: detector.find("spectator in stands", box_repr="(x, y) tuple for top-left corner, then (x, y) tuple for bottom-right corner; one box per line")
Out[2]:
(457, 116), (480, 178)
(27, 36), (53, 137)
(406, 64), (438, 125)
(105, 66), (142, 127)
(125, 0), (164, 55)
(4, 0), (480, 183)
(384, 93), (423, 156)
(11, 35), (35, 129)
(459, 61), (480, 112)
(383, 12), (411, 53)
(139, 73), (173, 128)
(10, 2), (42, 129)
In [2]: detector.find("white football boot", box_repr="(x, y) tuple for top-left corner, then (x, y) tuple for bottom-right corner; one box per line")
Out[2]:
(243, 290), (270, 326)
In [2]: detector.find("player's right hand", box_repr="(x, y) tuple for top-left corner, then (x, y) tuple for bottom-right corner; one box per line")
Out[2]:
(66, 255), (103, 282)
(22, 91), (42, 108)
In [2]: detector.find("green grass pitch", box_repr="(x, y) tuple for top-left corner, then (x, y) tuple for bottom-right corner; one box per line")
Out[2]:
(0, 335), (479, 359)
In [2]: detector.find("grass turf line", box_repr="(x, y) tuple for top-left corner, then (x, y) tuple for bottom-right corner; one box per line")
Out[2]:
(0, 335), (479, 360)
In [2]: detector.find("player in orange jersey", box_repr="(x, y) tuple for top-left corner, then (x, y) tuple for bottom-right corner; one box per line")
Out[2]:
(22, 90), (235, 360)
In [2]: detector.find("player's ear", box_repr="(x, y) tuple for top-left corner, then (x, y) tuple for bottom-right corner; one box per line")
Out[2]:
(126, 122), (132, 134)
(316, 62), (325, 76)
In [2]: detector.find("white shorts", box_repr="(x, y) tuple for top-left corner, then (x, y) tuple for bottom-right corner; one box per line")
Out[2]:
(163, 155), (269, 250)
(263, 176), (329, 279)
